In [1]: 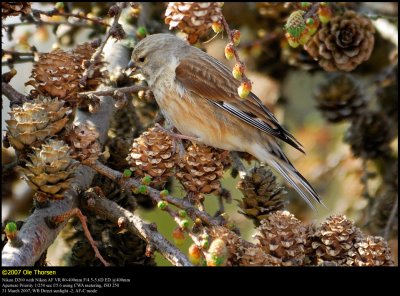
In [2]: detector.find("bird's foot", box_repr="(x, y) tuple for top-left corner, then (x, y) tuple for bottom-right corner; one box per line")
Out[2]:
(155, 123), (200, 142)
(172, 138), (186, 158)
(155, 123), (199, 157)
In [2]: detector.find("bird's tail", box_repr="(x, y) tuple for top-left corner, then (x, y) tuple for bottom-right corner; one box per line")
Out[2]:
(250, 144), (325, 210)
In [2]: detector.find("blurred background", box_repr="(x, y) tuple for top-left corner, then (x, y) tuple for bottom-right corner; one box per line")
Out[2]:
(2, 2), (398, 266)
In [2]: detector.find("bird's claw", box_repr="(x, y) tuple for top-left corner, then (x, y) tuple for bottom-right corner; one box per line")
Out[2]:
(154, 123), (200, 142)
(172, 138), (186, 158)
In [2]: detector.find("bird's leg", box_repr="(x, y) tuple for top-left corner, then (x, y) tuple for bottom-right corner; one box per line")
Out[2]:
(155, 123), (197, 157)
(155, 123), (200, 142)
(172, 138), (186, 158)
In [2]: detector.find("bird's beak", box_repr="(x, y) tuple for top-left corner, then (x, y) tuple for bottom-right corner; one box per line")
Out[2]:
(126, 60), (140, 72)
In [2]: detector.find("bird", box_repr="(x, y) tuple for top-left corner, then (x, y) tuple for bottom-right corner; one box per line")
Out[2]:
(129, 33), (323, 209)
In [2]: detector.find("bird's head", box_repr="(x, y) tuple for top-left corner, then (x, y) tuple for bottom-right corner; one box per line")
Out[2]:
(128, 33), (187, 80)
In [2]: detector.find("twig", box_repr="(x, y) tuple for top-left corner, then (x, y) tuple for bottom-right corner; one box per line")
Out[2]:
(146, 189), (185, 227)
(83, 195), (193, 266)
(80, 3), (127, 87)
(3, 20), (98, 29)
(2, 50), (36, 66)
(48, 208), (110, 266)
(2, 50), (36, 57)
(31, 8), (110, 27)
(2, 58), (35, 66)
(86, 160), (220, 227)
(383, 195), (398, 240)
(2, 82), (29, 107)
(219, 14), (251, 85)
(78, 85), (148, 99)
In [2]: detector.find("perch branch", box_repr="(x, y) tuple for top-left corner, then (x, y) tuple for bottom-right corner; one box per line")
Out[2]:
(2, 49), (37, 66)
(2, 50), (36, 57)
(3, 20), (98, 29)
(2, 82), (29, 106)
(85, 160), (220, 227)
(83, 195), (192, 266)
(78, 85), (148, 99)
(31, 8), (110, 27)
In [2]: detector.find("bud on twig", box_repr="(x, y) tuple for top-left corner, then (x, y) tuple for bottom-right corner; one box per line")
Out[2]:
(188, 244), (202, 265)
(225, 43), (235, 60)
(212, 21), (224, 33)
(172, 227), (185, 246)
(157, 200), (168, 210)
(231, 29), (241, 46)
(232, 63), (245, 80)
(5, 222), (23, 248)
(238, 81), (252, 99)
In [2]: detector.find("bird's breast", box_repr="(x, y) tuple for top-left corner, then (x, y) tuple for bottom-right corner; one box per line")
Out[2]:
(151, 80), (250, 151)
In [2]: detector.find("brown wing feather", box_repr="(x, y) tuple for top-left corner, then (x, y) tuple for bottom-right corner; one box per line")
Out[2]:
(175, 49), (304, 152)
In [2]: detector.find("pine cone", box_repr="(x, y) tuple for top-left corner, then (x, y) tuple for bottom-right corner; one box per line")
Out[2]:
(127, 127), (177, 188)
(206, 238), (229, 266)
(309, 215), (361, 265)
(101, 228), (156, 266)
(73, 42), (105, 93)
(305, 10), (375, 72)
(6, 97), (71, 151)
(68, 239), (99, 266)
(239, 246), (280, 266)
(17, 140), (78, 200)
(92, 174), (137, 212)
(255, 211), (308, 266)
(284, 10), (307, 42)
(106, 99), (143, 171)
(237, 166), (286, 224)
(26, 42), (106, 107)
(209, 226), (242, 266)
(344, 111), (394, 159)
(314, 74), (366, 122)
(348, 235), (394, 266)
(65, 123), (101, 164)
(176, 144), (229, 194)
(208, 226), (280, 266)
(165, 2), (223, 44)
(2, 2), (31, 19)
(67, 217), (155, 266)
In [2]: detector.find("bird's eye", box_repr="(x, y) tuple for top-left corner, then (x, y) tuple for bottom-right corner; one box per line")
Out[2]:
(138, 56), (146, 63)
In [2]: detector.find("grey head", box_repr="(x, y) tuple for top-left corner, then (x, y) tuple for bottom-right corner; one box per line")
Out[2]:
(130, 33), (189, 80)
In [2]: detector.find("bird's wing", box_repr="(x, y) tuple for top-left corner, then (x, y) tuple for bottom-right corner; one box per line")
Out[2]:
(175, 50), (304, 153)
